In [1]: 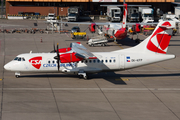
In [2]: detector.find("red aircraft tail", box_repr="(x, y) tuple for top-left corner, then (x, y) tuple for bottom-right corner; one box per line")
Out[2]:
(122, 4), (127, 28)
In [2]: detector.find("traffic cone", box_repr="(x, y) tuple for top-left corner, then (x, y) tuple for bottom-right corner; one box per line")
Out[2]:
(41, 37), (43, 43)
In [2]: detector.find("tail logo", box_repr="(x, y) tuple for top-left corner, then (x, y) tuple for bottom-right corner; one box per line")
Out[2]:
(147, 22), (172, 54)
(29, 56), (42, 69)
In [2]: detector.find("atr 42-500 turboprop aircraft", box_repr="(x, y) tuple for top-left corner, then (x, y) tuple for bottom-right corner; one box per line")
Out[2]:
(4, 21), (175, 79)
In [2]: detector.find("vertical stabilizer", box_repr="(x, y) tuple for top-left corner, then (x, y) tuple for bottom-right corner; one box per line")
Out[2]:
(146, 21), (174, 54)
(115, 21), (175, 54)
(122, 4), (127, 28)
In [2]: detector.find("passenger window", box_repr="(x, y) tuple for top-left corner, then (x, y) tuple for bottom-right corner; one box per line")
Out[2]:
(105, 60), (108, 63)
(18, 58), (21, 61)
(52, 61), (55, 64)
(101, 60), (104, 63)
(85, 60), (87, 63)
(109, 60), (112, 63)
(93, 60), (96, 63)
(114, 59), (116, 62)
(48, 61), (50, 64)
(97, 60), (100, 63)
(89, 60), (92, 63)
(22, 58), (25, 61)
(81, 61), (83, 63)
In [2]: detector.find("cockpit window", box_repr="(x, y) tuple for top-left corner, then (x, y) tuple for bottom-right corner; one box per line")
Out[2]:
(14, 57), (25, 61)
(14, 57), (18, 60)
(18, 58), (21, 61)
(22, 58), (25, 61)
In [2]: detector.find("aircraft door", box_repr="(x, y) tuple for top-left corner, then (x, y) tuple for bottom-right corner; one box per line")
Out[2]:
(119, 54), (125, 69)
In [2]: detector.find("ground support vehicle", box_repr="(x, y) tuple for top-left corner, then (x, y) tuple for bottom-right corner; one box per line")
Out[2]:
(107, 6), (121, 22)
(71, 32), (86, 39)
(142, 25), (155, 36)
(88, 36), (108, 47)
(139, 7), (154, 23)
(68, 7), (80, 22)
(127, 8), (139, 22)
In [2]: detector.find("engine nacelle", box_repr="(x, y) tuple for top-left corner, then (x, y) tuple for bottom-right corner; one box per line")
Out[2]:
(60, 53), (83, 63)
(89, 23), (96, 33)
(58, 47), (71, 53)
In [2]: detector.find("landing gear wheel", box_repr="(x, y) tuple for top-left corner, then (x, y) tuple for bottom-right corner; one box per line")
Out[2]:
(101, 43), (105, 46)
(15, 75), (19, 78)
(84, 74), (88, 80)
(15, 72), (20, 78)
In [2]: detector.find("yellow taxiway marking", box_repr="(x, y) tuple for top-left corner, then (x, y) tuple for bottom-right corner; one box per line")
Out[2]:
(0, 79), (2, 81)
(114, 42), (124, 49)
(115, 78), (129, 81)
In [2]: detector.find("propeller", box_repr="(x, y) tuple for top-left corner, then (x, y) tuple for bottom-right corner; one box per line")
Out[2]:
(54, 43), (60, 71)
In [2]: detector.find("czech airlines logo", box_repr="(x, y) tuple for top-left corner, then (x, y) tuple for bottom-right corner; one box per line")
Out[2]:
(29, 56), (42, 69)
(126, 56), (130, 62)
(146, 22), (172, 54)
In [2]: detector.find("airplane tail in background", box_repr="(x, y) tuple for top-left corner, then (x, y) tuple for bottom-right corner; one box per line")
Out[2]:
(122, 4), (127, 28)
(116, 21), (175, 54)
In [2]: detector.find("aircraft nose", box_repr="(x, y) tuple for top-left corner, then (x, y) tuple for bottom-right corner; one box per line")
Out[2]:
(4, 63), (11, 71)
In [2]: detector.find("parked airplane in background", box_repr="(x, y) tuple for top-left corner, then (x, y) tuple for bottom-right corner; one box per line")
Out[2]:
(55, 3), (156, 42)
(4, 21), (175, 79)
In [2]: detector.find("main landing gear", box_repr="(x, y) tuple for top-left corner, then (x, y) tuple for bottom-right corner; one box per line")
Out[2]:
(15, 72), (20, 78)
(78, 70), (88, 80)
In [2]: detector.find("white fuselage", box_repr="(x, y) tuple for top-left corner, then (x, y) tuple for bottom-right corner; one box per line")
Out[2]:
(4, 51), (175, 74)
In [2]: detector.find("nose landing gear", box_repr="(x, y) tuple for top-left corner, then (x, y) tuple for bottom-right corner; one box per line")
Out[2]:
(15, 72), (20, 78)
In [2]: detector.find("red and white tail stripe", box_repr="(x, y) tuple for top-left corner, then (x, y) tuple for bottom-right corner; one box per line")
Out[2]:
(122, 4), (127, 28)
(146, 21), (174, 54)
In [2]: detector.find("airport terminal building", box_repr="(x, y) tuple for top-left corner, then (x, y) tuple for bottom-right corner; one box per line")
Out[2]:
(6, 0), (176, 16)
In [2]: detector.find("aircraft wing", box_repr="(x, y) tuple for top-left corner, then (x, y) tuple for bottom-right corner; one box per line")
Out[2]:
(57, 21), (111, 25)
(70, 43), (97, 59)
(126, 22), (159, 26)
(50, 21), (158, 26)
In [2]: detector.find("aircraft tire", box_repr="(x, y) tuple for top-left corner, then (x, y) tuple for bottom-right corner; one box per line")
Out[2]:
(15, 75), (19, 78)
(84, 75), (88, 80)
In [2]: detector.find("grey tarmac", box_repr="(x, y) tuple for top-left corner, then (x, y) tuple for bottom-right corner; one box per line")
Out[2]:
(0, 19), (180, 120)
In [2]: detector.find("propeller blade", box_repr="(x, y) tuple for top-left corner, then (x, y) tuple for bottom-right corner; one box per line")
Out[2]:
(57, 43), (60, 71)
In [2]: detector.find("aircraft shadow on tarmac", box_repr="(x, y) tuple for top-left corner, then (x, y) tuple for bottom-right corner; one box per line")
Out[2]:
(115, 36), (140, 47)
(19, 72), (180, 85)
(19, 72), (127, 85)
